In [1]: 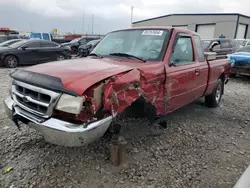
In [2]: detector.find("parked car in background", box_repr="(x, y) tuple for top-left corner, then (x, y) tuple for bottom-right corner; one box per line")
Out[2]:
(235, 39), (250, 47)
(78, 39), (101, 57)
(0, 39), (23, 47)
(3, 27), (231, 147)
(0, 35), (29, 44)
(60, 36), (101, 54)
(29, 32), (72, 44)
(0, 39), (71, 68)
(29, 32), (52, 41)
(0, 35), (19, 43)
(52, 38), (72, 44)
(202, 38), (238, 56)
(227, 46), (250, 77)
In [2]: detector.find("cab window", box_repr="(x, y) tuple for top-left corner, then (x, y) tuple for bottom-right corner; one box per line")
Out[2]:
(194, 36), (205, 62)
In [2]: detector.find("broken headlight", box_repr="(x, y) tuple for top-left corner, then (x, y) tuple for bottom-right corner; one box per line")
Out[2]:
(9, 78), (13, 96)
(55, 94), (84, 115)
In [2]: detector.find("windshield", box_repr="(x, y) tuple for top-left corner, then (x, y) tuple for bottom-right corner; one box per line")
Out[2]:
(70, 38), (82, 43)
(237, 46), (250, 52)
(88, 40), (100, 46)
(9, 40), (28, 48)
(236, 40), (247, 46)
(91, 29), (169, 61)
(202, 40), (211, 48)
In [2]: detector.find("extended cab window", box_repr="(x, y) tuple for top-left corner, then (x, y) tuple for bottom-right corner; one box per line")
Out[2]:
(194, 36), (205, 62)
(170, 36), (194, 65)
(92, 29), (169, 61)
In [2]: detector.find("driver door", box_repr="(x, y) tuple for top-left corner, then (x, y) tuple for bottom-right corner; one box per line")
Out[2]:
(165, 33), (202, 112)
(17, 41), (42, 64)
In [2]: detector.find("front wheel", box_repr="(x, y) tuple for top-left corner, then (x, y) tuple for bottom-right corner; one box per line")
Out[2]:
(230, 73), (237, 78)
(205, 79), (223, 108)
(56, 54), (65, 61)
(4, 55), (18, 68)
(71, 46), (78, 55)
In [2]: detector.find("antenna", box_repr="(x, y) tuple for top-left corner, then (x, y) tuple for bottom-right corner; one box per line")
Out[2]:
(131, 6), (134, 26)
(92, 14), (94, 34)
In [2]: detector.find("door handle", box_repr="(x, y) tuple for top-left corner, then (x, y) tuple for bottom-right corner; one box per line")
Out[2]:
(195, 69), (200, 75)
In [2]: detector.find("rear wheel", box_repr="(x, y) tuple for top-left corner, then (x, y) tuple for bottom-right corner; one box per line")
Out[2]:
(205, 79), (223, 107)
(4, 55), (18, 68)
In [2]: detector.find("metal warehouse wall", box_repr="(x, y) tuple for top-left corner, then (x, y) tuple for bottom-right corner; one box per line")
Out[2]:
(133, 15), (238, 38)
(239, 16), (250, 38)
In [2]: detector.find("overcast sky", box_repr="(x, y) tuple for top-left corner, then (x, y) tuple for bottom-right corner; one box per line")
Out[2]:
(0, 0), (249, 34)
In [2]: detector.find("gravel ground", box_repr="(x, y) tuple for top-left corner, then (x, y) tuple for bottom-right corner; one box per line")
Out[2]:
(0, 68), (250, 188)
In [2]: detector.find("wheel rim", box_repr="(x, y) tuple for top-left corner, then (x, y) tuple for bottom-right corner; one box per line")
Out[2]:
(7, 57), (17, 67)
(215, 83), (222, 103)
(57, 55), (65, 61)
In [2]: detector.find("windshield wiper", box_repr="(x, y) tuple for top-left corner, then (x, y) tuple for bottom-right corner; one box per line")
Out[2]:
(109, 53), (146, 62)
(88, 53), (103, 58)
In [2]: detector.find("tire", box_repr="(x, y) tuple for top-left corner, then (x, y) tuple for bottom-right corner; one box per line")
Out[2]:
(205, 79), (223, 108)
(56, 54), (65, 61)
(4, 55), (18, 68)
(230, 73), (237, 78)
(71, 46), (78, 54)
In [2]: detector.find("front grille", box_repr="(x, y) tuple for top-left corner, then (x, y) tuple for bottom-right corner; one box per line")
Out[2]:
(12, 80), (60, 118)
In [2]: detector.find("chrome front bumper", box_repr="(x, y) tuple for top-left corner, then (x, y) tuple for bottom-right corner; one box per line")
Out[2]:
(4, 96), (112, 147)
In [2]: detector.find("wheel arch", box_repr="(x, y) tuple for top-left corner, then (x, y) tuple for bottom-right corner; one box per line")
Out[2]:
(3, 54), (20, 61)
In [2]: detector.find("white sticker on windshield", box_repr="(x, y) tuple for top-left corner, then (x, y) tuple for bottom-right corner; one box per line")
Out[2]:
(142, 30), (163, 36)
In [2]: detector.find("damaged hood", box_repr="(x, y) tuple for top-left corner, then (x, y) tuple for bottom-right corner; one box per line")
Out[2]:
(24, 57), (145, 95)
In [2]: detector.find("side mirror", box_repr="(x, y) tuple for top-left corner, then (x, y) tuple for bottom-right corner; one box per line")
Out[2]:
(204, 52), (217, 61)
(21, 46), (27, 50)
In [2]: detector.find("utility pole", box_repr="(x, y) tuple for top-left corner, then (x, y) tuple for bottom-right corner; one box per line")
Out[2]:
(91, 14), (94, 34)
(82, 5), (85, 33)
(131, 6), (134, 27)
(29, 22), (33, 32)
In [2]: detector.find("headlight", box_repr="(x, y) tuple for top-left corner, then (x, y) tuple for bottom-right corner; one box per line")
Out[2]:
(55, 94), (84, 115)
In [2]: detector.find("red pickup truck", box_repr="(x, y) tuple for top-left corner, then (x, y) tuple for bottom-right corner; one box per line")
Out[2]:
(4, 27), (231, 146)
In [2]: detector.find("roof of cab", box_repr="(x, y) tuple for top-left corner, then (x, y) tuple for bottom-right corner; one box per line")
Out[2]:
(111, 26), (198, 36)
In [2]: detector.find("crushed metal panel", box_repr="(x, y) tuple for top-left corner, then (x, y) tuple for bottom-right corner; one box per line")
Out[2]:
(103, 64), (167, 116)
